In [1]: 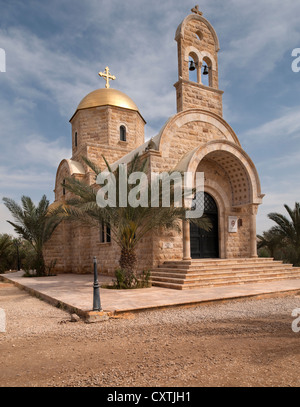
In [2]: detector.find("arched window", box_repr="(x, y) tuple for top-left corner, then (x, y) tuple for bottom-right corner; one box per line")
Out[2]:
(120, 125), (126, 142)
(74, 132), (78, 147)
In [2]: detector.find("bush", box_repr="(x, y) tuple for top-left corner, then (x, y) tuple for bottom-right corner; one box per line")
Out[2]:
(107, 269), (152, 289)
(23, 253), (57, 277)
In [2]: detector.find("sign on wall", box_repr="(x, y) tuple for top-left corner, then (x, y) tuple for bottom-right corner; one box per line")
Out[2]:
(162, 242), (174, 249)
(228, 216), (238, 233)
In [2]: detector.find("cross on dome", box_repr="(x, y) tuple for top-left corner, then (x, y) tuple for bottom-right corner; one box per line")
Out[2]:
(98, 67), (116, 89)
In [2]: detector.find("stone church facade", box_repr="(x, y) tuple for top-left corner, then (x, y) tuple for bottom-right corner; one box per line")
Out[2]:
(44, 9), (264, 276)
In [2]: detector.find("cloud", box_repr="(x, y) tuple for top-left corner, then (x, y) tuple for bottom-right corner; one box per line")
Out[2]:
(0, 202), (17, 236)
(256, 173), (300, 234)
(23, 136), (71, 169)
(217, 0), (300, 84)
(0, 167), (54, 192)
(242, 107), (300, 142)
(0, 26), (96, 118)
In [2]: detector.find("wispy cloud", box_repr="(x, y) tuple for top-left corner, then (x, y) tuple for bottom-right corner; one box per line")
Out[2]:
(0, 202), (15, 235)
(243, 107), (300, 142)
(218, 0), (300, 82)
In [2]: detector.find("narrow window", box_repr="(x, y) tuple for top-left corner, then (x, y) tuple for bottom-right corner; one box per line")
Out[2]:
(63, 179), (66, 196)
(100, 221), (111, 243)
(120, 125), (126, 142)
(74, 131), (78, 147)
(106, 224), (111, 243)
(101, 221), (105, 243)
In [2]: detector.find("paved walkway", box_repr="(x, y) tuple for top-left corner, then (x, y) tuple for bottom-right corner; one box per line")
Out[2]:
(1, 271), (300, 317)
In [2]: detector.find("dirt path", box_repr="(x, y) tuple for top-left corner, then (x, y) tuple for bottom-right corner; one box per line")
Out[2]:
(1, 282), (300, 387)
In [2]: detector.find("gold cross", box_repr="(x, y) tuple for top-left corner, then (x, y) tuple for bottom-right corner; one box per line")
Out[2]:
(98, 67), (116, 89)
(191, 5), (203, 16)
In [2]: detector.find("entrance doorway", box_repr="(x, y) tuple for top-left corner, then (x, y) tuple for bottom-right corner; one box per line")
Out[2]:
(190, 192), (219, 259)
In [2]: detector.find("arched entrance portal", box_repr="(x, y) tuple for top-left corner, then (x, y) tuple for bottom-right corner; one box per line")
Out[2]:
(190, 192), (219, 259)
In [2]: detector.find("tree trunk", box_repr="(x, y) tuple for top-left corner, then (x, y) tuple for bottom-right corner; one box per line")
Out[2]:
(35, 251), (46, 276)
(119, 247), (137, 273)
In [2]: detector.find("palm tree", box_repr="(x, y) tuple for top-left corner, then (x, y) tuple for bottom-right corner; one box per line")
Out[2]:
(0, 234), (13, 273)
(265, 202), (300, 266)
(257, 227), (282, 258)
(2, 195), (62, 276)
(61, 154), (211, 281)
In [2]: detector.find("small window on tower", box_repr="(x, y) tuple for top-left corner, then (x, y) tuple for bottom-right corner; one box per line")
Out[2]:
(75, 132), (78, 147)
(120, 125), (126, 142)
(63, 179), (66, 196)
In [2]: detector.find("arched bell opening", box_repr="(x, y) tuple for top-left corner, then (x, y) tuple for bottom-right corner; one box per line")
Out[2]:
(201, 56), (213, 87)
(188, 52), (200, 83)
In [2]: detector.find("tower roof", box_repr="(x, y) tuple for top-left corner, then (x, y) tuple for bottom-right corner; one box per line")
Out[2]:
(70, 87), (143, 122)
(77, 88), (139, 112)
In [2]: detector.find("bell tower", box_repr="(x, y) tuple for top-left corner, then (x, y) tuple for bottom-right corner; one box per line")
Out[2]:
(174, 6), (223, 116)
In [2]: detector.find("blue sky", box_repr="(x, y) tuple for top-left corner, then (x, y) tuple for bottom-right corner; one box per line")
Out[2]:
(0, 0), (299, 236)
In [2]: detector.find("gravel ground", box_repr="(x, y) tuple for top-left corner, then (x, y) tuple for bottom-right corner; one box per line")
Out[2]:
(0, 282), (300, 387)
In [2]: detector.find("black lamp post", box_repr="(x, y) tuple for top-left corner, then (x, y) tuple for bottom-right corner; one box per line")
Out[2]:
(93, 257), (102, 311)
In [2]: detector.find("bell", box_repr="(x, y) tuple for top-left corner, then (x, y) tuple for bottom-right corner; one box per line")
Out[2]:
(203, 65), (209, 75)
(189, 61), (196, 71)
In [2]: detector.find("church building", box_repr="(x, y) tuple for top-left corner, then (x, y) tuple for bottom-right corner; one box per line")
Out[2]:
(44, 8), (268, 287)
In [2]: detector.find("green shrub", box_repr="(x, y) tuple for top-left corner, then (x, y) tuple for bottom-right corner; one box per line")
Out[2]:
(107, 269), (152, 289)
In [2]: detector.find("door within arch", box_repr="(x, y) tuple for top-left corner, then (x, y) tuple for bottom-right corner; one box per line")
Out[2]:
(190, 192), (219, 259)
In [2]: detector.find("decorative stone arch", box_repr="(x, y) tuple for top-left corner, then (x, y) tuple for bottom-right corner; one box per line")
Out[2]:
(186, 140), (263, 205)
(180, 140), (263, 260)
(175, 13), (220, 52)
(54, 159), (85, 200)
(157, 109), (241, 158)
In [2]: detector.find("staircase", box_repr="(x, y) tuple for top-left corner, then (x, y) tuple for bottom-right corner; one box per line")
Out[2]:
(150, 258), (300, 290)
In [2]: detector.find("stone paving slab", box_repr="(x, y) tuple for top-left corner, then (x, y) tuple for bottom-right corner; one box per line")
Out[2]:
(1, 271), (300, 316)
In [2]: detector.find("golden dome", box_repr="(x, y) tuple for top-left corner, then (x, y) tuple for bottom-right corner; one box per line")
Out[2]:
(76, 88), (139, 112)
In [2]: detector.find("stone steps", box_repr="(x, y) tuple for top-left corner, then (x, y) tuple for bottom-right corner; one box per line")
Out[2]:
(159, 258), (280, 269)
(151, 269), (299, 280)
(150, 258), (300, 290)
(155, 264), (294, 274)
